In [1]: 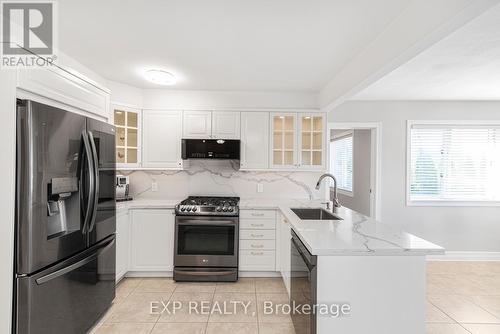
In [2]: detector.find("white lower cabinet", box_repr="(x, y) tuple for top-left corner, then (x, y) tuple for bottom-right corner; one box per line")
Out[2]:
(239, 209), (276, 271)
(279, 213), (291, 296)
(116, 210), (130, 281)
(129, 209), (175, 272)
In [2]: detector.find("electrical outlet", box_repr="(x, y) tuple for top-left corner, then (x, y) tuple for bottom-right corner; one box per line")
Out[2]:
(151, 181), (158, 192)
(257, 183), (264, 193)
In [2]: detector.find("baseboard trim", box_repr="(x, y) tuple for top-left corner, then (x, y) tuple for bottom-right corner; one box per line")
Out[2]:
(239, 271), (281, 278)
(126, 271), (173, 277)
(427, 251), (500, 261)
(123, 271), (281, 278)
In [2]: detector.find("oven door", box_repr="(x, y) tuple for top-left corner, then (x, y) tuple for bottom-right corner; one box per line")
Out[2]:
(174, 216), (238, 268)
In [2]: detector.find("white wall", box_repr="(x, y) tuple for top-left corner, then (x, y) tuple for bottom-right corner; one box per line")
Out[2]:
(108, 79), (318, 111)
(142, 89), (318, 110)
(329, 101), (500, 252)
(107, 80), (143, 108)
(0, 70), (17, 334)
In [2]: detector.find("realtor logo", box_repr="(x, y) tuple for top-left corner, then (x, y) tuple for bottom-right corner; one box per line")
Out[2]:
(1, 1), (57, 67)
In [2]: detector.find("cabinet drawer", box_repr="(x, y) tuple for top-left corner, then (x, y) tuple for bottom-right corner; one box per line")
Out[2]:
(240, 219), (275, 230)
(240, 229), (275, 240)
(239, 250), (276, 271)
(240, 240), (275, 250)
(240, 210), (276, 220)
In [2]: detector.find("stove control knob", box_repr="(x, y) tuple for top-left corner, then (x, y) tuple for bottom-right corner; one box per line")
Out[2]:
(192, 207), (197, 212)
(222, 207), (228, 212)
(216, 206), (222, 212)
(228, 207), (233, 212)
(180, 206), (186, 212)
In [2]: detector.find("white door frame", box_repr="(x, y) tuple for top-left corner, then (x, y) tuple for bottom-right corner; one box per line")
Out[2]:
(327, 122), (382, 221)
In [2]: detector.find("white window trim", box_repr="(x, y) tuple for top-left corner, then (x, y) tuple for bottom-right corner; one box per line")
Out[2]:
(406, 120), (500, 207)
(331, 132), (354, 194)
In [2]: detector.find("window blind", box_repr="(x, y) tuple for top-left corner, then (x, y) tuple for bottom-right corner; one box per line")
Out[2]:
(409, 124), (500, 202)
(331, 135), (353, 192)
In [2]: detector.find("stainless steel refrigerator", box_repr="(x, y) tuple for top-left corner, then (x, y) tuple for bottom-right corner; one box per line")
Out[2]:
(14, 100), (116, 334)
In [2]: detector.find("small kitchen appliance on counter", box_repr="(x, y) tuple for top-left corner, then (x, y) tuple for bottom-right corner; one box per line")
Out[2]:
(116, 175), (132, 202)
(174, 196), (240, 282)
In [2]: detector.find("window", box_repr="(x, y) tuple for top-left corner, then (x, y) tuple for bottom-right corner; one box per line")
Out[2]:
(330, 134), (353, 192)
(408, 122), (500, 205)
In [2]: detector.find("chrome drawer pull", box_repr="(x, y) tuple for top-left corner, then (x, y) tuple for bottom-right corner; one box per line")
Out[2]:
(251, 244), (264, 248)
(251, 223), (264, 227)
(251, 213), (265, 216)
(251, 234), (264, 238)
(251, 252), (264, 256)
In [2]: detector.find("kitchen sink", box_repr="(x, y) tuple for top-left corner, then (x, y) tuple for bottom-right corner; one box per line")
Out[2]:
(291, 208), (343, 220)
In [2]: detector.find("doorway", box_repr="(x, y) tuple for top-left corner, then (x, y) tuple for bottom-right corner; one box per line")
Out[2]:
(328, 122), (381, 220)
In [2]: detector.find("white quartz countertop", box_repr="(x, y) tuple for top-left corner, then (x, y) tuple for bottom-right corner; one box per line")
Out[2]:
(116, 198), (183, 211)
(279, 204), (444, 256)
(116, 197), (444, 256)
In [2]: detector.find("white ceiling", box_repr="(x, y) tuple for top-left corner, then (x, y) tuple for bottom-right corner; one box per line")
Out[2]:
(351, 3), (500, 100)
(58, 0), (412, 91)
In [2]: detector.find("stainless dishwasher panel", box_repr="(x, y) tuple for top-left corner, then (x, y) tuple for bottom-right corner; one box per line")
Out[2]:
(290, 230), (317, 334)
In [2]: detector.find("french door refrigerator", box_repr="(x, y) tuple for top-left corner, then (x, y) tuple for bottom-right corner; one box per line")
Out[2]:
(14, 100), (116, 334)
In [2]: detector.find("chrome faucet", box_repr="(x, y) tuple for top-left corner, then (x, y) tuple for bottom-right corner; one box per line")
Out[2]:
(315, 173), (341, 211)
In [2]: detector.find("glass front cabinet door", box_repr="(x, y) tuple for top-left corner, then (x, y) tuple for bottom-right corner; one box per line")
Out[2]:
(271, 113), (297, 168)
(298, 113), (325, 169)
(112, 104), (141, 168)
(270, 112), (325, 170)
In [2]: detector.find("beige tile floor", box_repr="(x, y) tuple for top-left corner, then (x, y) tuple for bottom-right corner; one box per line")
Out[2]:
(89, 262), (500, 334)
(427, 261), (500, 334)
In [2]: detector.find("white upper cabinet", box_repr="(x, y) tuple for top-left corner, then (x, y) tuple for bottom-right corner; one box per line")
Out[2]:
(182, 111), (212, 138)
(182, 110), (240, 139)
(142, 110), (183, 169)
(270, 113), (297, 169)
(17, 65), (110, 122)
(298, 113), (325, 170)
(112, 104), (141, 169)
(212, 111), (240, 139)
(240, 112), (269, 169)
(270, 112), (326, 171)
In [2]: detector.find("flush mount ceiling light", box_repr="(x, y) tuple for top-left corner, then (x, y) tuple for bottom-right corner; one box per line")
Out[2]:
(144, 69), (176, 85)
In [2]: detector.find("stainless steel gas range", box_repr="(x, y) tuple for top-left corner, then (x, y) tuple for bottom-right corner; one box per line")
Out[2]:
(174, 196), (239, 282)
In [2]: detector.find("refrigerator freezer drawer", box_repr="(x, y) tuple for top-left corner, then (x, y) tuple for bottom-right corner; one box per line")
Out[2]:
(15, 236), (116, 334)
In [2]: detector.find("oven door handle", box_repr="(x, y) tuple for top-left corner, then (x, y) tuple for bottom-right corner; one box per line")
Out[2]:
(174, 269), (235, 276)
(176, 220), (237, 226)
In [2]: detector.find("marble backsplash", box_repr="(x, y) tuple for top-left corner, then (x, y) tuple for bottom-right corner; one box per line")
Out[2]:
(119, 161), (327, 200)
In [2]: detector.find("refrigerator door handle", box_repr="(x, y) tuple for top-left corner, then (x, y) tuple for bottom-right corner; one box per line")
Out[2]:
(87, 131), (100, 232)
(35, 237), (115, 285)
(81, 130), (95, 234)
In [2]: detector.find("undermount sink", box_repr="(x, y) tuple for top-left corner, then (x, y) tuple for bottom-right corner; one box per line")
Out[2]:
(291, 208), (343, 221)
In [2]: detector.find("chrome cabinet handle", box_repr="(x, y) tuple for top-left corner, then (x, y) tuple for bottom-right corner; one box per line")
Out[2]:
(251, 213), (264, 217)
(251, 223), (264, 227)
(251, 252), (264, 256)
(251, 244), (264, 248)
(251, 234), (264, 238)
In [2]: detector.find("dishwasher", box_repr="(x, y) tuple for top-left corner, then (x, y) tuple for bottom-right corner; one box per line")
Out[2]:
(290, 230), (317, 334)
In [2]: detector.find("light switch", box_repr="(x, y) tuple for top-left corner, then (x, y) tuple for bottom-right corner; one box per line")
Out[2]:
(257, 183), (264, 193)
(151, 181), (158, 192)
